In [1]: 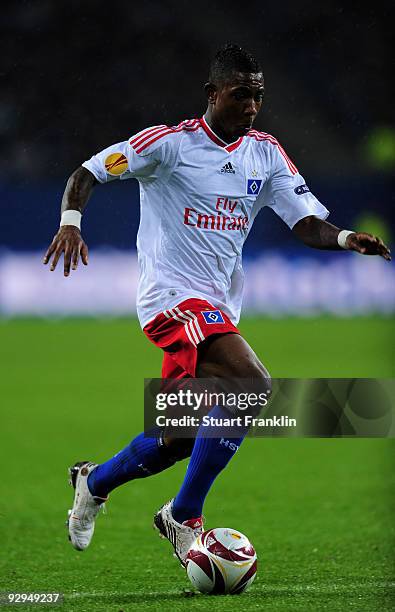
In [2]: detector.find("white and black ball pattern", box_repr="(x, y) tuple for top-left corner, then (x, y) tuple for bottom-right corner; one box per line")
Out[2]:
(186, 527), (257, 595)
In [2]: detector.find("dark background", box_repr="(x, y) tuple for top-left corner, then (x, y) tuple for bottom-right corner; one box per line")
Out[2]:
(1, 0), (394, 251)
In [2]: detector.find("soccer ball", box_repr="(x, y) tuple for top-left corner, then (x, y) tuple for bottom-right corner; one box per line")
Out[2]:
(185, 527), (257, 595)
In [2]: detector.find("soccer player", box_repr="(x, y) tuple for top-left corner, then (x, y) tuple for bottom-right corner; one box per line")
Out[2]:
(43, 44), (390, 565)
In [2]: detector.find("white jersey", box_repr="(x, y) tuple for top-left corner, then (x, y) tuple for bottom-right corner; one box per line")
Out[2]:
(83, 117), (329, 328)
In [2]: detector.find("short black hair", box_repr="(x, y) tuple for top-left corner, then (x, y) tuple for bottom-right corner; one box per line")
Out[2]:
(209, 43), (262, 85)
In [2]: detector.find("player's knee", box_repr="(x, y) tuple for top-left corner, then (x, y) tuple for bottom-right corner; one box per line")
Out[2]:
(234, 359), (271, 401)
(244, 362), (272, 416)
(243, 358), (271, 389)
(201, 357), (271, 419)
(202, 355), (271, 391)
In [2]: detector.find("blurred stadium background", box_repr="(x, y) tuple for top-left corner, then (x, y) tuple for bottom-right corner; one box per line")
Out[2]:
(1, 3), (394, 609)
(1, 1), (394, 320)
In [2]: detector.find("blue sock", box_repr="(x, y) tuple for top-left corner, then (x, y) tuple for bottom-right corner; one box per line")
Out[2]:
(172, 405), (248, 523)
(88, 430), (177, 498)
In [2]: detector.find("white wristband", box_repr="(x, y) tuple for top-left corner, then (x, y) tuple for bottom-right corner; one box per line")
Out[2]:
(337, 230), (354, 249)
(60, 210), (82, 230)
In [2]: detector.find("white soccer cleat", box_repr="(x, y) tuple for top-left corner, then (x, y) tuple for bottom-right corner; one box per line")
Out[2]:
(153, 499), (204, 566)
(66, 461), (108, 551)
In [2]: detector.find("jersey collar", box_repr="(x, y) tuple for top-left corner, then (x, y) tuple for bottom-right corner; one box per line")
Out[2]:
(199, 116), (243, 153)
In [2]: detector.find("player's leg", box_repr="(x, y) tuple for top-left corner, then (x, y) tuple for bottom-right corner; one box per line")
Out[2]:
(171, 332), (270, 522)
(86, 430), (193, 497)
(154, 332), (270, 564)
(86, 356), (192, 498)
(67, 429), (194, 550)
(67, 425), (194, 550)
(67, 354), (193, 550)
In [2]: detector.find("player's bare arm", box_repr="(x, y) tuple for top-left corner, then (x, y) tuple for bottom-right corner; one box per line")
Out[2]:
(43, 166), (96, 276)
(293, 215), (391, 260)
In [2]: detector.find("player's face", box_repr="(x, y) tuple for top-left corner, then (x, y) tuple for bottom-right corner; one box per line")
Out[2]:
(211, 72), (264, 140)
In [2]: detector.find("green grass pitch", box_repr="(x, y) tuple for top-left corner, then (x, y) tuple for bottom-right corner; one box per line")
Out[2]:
(1, 316), (394, 611)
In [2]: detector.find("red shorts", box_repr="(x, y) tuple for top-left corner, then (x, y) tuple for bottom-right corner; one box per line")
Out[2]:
(143, 298), (240, 378)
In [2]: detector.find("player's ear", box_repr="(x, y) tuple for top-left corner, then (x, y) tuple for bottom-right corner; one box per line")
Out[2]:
(204, 82), (217, 105)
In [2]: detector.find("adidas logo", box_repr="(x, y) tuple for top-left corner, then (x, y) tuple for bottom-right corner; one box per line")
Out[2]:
(220, 162), (235, 174)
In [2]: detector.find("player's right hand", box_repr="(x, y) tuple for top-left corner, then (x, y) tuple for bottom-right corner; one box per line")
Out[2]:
(43, 226), (89, 277)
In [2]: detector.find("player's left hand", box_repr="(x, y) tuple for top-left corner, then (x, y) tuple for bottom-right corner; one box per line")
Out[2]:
(346, 232), (391, 261)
